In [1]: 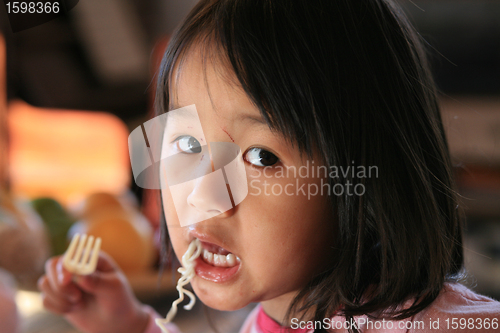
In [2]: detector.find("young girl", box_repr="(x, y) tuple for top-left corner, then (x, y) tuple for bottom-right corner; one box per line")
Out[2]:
(38, 0), (500, 332)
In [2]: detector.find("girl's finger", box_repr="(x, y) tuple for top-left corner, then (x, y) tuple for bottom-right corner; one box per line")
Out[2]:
(55, 258), (74, 286)
(94, 251), (120, 273)
(37, 274), (80, 307)
(39, 283), (75, 314)
(44, 258), (64, 290)
(45, 259), (82, 303)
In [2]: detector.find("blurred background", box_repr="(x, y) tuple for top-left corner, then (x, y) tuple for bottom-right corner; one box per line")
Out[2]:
(0, 0), (499, 332)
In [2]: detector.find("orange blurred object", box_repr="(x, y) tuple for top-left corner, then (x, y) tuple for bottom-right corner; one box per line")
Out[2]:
(69, 192), (156, 273)
(8, 100), (130, 205)
(0, 34), (8, 189)
(82, 212), (155, 273)
(80, 192), (125, 219)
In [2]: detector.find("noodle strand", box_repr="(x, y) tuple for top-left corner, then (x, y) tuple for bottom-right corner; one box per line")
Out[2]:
(155, 238), (202, 333)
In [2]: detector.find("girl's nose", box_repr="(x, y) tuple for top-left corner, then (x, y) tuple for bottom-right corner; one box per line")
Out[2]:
(186, 168), (235, 219)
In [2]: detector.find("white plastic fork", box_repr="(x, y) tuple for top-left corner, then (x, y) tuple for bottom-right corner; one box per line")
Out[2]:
(63, 233), (102, 275)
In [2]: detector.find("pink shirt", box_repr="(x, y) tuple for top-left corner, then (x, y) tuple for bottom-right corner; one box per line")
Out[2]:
(144, 283), (500, 333)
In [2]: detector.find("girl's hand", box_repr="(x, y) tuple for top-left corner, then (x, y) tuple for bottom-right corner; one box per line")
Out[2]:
(37, 252), (150, 333)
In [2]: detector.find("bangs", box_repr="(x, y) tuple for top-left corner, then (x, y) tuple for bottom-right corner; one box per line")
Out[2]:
(155, 0), (325, 162)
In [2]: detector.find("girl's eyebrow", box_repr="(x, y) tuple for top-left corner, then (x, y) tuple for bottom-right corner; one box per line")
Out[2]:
(237, 113), (266, 125)
(169, 102), (265, 125)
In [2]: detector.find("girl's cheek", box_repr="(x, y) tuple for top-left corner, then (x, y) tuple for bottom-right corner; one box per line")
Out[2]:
(162, 188), (184, 261)
(165, 221), (187, 265)
(245, 165), (313, 198)
(162, 186), (179, 225)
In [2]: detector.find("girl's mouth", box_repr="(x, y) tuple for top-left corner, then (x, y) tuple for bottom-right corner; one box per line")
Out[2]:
(194, 240), (241, 282)
(202, 249), (239, 267)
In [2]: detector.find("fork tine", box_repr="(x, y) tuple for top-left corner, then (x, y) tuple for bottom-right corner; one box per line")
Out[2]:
(79, 235), (94, 269)
(71, 234), (87, 265)
(63, 234), (102, 275)
(80, 237), (101, 275)
(88, 238), (101, 270)
(64, 233), (80, 265)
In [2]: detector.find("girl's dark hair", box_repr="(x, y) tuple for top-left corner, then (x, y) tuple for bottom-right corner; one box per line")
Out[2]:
(155, 0), (464, 330)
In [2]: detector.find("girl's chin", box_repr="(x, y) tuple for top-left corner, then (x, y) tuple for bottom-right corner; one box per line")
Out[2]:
(191, 278), (249, 312)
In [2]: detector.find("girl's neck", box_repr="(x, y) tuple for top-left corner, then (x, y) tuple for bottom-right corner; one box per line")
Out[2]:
(260, 291), (315, 327)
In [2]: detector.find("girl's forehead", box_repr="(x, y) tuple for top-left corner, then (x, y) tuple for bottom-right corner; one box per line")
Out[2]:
(170, 43), (240, 93)
(169, 49), (252, 119)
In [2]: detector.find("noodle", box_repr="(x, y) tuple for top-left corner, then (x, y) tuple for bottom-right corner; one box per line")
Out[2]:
(155, 238), (202, 333)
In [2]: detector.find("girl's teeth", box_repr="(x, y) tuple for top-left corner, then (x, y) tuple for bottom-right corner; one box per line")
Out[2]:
(226, 253), (236, 266)
(202, 249), (239, 267)
(203, 250), (213, 262)
(214, 254), (226, 265)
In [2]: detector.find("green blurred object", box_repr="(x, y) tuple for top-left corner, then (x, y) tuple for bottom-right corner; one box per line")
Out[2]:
(31, 198), (75, 256)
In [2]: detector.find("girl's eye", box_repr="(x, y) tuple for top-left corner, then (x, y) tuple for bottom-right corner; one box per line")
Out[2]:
(174, 135), (202, 154)
(244, 147), (279, 167)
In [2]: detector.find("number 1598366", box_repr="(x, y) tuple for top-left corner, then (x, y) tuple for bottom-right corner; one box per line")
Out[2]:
(6, 2), (59, 14)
